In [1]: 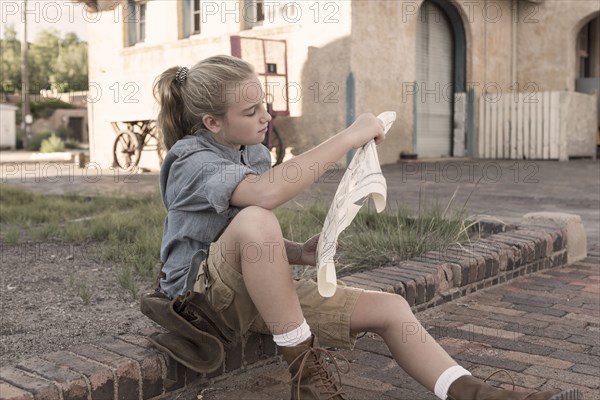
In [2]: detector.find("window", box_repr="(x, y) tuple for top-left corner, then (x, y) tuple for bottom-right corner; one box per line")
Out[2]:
(256, 0), (265, 23)
(576, 17), (600, 79)
(138, 2), (146, 42)
(192, 0), (201, 35)
(181, 0), (200, 38)
(126, 0), (146, 46)
(243, 0), (265, 30)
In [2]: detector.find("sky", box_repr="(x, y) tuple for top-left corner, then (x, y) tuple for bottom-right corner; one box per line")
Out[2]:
(1, 0), (90, 41)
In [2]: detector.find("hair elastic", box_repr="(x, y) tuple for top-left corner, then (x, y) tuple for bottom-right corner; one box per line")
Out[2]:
(175, 66), (189, 84)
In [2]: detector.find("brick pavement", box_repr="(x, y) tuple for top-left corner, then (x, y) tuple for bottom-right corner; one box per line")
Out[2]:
(173, 253), (600, 400)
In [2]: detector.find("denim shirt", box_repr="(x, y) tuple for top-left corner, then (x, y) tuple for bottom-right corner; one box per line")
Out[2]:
(159, 130), (272, 298)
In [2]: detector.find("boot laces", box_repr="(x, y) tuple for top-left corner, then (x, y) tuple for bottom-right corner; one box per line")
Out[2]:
(484, 369), (516, 391)
(483, 370), (561, 400)
(448, 370), (576, 400)
(288, 347), (350, 399)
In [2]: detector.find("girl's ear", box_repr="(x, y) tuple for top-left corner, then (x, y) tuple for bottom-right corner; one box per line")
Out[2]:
(202, 114), (222, 134)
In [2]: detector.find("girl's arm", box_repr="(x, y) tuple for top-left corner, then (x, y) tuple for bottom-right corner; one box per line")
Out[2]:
(231, 113), (385, 210)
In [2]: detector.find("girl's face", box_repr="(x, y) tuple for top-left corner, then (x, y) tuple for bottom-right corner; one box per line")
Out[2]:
(213, 75), (272, 149)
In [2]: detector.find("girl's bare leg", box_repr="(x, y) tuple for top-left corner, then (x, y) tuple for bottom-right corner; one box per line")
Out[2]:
(218, 206), (304, 336)
(350, 291), (457, 392)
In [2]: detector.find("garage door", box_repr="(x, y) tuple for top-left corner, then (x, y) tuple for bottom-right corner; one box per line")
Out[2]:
(415, 0), (454, 157)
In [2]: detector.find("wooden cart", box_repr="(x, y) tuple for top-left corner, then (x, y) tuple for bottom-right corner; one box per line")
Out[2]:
(111, 119), (165, 169)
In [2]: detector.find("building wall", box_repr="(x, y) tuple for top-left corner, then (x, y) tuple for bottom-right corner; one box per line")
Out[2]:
(350, 1), (416, 164)
(85, 0), (600, 168)
(31, 109), (89, 142)
(559, 91), (597, 158)
(517, 1), (600, 91)
(87, 0), (351, 169)
(350, 0), (516, 164)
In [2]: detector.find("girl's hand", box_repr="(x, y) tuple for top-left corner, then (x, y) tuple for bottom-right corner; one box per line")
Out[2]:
(344, 113), (386, 149)
(299, 233), (320, 266)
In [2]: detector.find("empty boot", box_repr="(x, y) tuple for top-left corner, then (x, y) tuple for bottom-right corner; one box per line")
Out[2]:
(447, 375), (583, 400)
(278, 336), (348, 400)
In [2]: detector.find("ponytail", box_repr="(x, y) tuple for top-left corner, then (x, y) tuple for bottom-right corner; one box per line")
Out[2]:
(153, 55), (255, 150)
(153, 67), (191, 150)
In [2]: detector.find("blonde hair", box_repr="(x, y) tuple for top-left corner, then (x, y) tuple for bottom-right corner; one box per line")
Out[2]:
(153, 55), (255, 150)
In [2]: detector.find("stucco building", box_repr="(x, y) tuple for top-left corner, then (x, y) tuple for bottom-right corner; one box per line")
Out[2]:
(79, 0), (599, 169)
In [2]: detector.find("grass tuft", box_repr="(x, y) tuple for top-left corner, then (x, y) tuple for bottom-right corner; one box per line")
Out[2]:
(276, 191), (477, 275)
(117, 266), (138, 300)
(3, 225), (20, 245)
(79, 281), (92, 305)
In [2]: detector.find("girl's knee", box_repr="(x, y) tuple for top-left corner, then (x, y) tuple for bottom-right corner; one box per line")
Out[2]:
(376, 293), (413, 332)
(392, 293), (410, 311)
(376, 292), (410, 310)
(388, 294), (414, 322)
(231, 206), (281, 240)
(234, 206), (277, 226)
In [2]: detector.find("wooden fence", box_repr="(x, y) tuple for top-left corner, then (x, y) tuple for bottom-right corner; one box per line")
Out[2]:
(478, 91), (561, 159)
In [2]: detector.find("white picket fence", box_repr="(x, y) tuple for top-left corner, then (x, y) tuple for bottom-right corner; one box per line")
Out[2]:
(478, 91), (561, 160)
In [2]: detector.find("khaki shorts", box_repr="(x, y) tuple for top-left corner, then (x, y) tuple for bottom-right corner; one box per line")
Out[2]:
(193, 237), (364, 349)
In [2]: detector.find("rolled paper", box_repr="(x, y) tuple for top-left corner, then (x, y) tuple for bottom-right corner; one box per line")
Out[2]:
(316, 111), (396, 297)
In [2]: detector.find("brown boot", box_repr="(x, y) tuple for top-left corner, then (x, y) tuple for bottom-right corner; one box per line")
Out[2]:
(278, 336), (349, 400)
(447, 375), (583, 400)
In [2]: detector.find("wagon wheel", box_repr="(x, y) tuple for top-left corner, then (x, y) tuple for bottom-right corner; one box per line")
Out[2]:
(149, 124), (166, 166)
(113, 131), (142, 169)
(157, 143), (166, 165)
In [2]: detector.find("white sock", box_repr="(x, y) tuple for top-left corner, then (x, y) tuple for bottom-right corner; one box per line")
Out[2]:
(272, 319), (312, 347)
(434, 365), (472, 399)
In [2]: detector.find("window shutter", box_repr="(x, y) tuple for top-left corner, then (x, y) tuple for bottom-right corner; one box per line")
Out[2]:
(127, 0), (137, 46)
(243, 0), (252, 30)
(182, 0), (191, 38)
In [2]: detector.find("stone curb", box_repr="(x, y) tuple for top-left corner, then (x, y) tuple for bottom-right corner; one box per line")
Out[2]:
(0, 151), (89, 164)
(0, 219), (575, 400)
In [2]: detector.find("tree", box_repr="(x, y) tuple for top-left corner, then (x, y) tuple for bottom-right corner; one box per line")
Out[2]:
(0, 28), (88, 94)
(29, 29), (60, 92)
(54, 33), (88, 92)
(0, 25), (22, 93)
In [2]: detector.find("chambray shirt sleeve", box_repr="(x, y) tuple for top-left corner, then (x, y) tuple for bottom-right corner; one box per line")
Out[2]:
(168, 151), (257, 217)
(205, 160), (257, 216)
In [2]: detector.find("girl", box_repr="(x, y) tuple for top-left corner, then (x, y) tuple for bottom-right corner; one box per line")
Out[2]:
(152, 55), (581, 400)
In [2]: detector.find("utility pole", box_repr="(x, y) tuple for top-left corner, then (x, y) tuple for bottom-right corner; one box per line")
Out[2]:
(21, 0), (32, 148)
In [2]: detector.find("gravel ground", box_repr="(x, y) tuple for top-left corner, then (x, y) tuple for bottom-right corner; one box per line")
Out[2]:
(0, 240), (159, 366)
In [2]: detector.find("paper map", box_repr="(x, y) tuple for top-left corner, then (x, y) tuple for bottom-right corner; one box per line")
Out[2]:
(316, 111), (397, 297)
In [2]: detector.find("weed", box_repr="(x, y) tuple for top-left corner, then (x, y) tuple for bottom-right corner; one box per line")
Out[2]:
(40, 134), (65, 153)
(275, 203), (326, 242)
(117, 266), (138, 300)
(30, 223), (59, 241)
(79, 281), (91, 305)
(68, 268), (75, 288)
(276, 189), (477, 276)
(3, 225), (20, 244)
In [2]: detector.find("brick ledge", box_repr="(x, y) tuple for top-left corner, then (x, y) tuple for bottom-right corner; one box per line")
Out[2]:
(0, 220), (572, 400)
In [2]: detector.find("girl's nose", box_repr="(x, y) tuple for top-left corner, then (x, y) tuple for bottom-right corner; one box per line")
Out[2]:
(262, 107), (272, 123)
